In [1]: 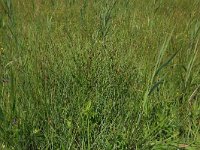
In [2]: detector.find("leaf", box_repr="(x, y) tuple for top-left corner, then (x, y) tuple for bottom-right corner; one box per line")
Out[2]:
(154, 50), (179, 78)
(151, 29), (174, 83)
(148, 79), (164, 95)
(178, 144), (189, 148)
(0, 107), (5, 121)
(82, 100), (92, 115)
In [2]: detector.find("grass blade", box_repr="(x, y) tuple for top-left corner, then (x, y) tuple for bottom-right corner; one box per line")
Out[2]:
(154, 50), (179, 78)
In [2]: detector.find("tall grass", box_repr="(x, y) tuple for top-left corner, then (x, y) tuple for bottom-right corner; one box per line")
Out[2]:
(0, 0), (200, 149)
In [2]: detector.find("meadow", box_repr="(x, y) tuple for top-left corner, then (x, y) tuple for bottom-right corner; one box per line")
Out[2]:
(0, 0), (200, 149)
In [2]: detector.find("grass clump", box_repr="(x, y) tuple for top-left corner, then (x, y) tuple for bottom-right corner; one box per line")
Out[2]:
(0, 0), (200, 149)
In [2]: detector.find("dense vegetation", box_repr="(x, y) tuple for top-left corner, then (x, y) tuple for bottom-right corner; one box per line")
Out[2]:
(0, 0), (200, 149)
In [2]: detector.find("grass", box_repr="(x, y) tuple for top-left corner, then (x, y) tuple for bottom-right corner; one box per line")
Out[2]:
(0, 0), (200, 149)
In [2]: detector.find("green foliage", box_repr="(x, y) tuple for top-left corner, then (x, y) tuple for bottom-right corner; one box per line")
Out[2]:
(0, 0), (200, 149)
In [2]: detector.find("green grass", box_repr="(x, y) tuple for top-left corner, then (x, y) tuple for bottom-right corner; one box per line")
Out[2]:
(0, 0), (200, 149)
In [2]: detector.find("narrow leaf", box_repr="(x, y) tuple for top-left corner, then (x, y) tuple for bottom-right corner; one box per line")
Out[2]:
(148, 79), (164, 95)
(154, 50), (179, 78)
(0, 107), (5, 121)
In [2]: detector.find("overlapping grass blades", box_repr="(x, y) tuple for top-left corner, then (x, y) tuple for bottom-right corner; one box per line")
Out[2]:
(143, 29), (179, 114)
